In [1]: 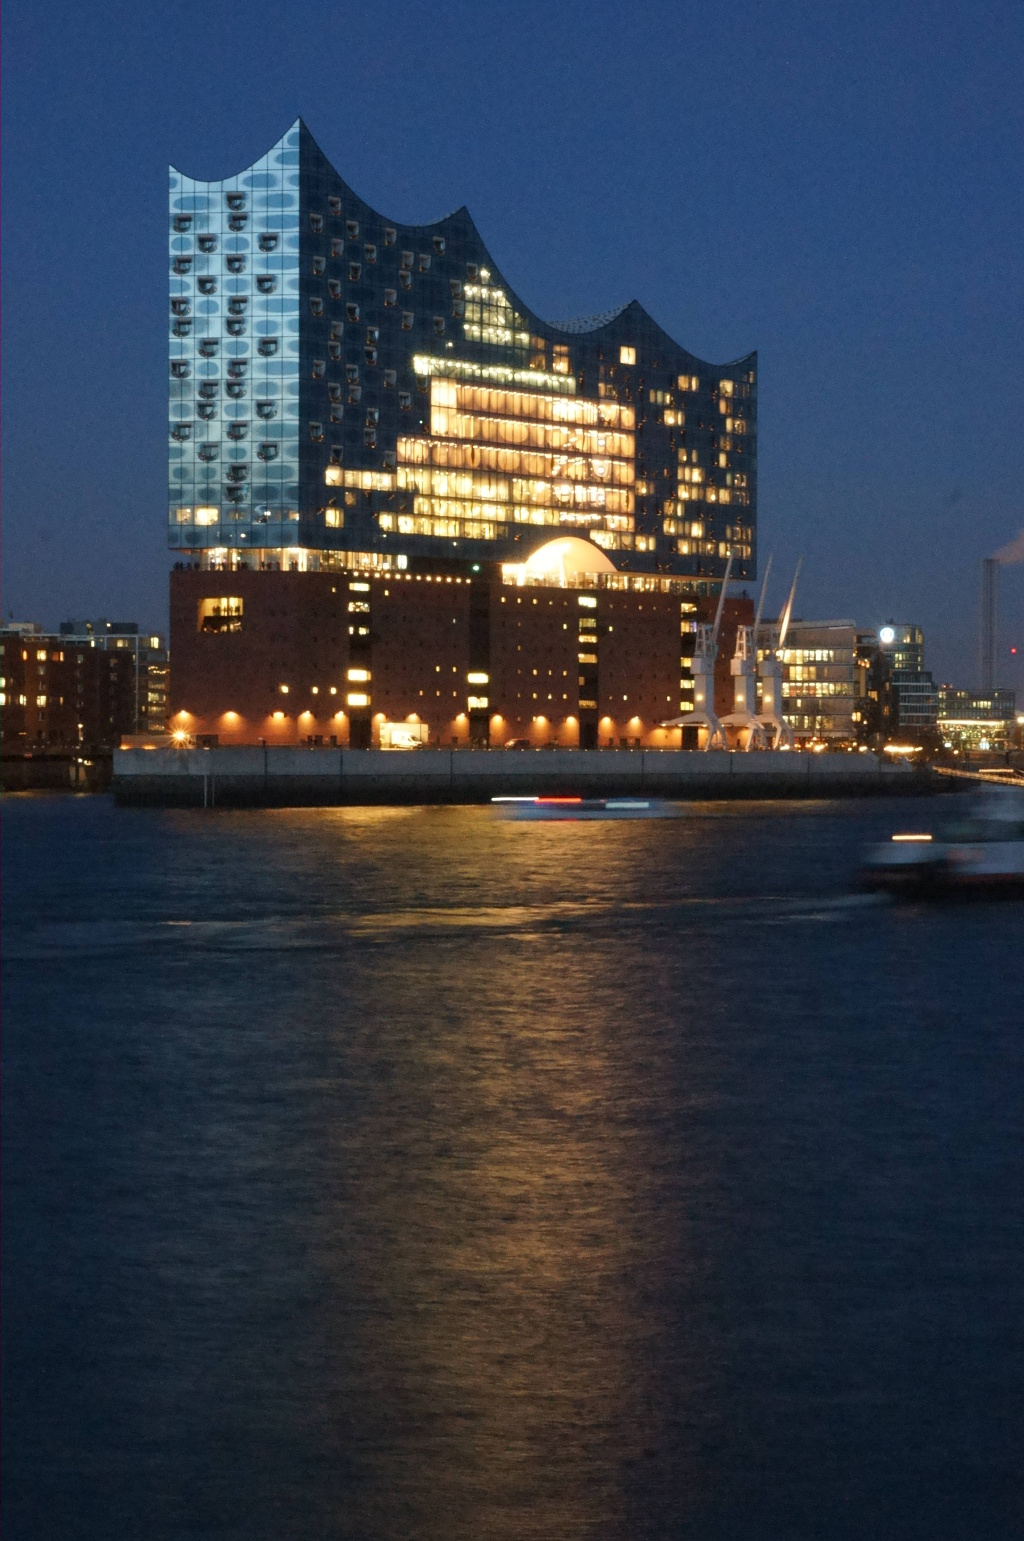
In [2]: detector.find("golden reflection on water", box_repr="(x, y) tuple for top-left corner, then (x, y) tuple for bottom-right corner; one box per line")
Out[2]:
(306, 843), (720, 1538)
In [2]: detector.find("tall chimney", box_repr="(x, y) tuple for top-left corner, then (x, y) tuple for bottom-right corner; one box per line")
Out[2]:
(980, 557), (999, 692)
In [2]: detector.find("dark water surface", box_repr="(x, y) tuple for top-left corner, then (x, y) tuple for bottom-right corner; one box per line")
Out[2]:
(3, 793), (1023, 1539)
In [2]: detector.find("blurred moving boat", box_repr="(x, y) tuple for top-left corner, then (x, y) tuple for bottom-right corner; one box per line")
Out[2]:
(492, 796), (684, 821)
(861, 786), (1024, 893)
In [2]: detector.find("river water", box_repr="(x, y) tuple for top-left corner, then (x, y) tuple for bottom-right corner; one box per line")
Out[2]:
(2, 793), (1022, 1539)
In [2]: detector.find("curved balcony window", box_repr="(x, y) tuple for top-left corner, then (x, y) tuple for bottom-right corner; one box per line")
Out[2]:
(173, 256), (192, 275)
(400, 251), (413, 271)
(259, 232), (279, 252)
(329, 445), (343, 464)
(256, 400), (277, 419)
(226, 464), (248, 483)
(198, 444), (218, 462)
(328, 279), (341, 298)
(312, 256), (326, 276)
(227, 359), (247, 378)
(364, 347), (377, 365)
(198, 277), (216, 295)
(466, 263), (479, 279)
(197, 403), (217, 421)
(256, 275), (276, 294)
(312, 359), (326, 379)
(310, 213), (323, 233)
(227, 422), (248, 440)
(398, 391), (412, 409)
(198, 234), (216, 253)
(330, 321), (344, 341)
(449, 279), (463, 298)
(401, 311), (414, 330)
(364, 428), (377, 448)
(310, 421), (324, 442)
(384, 227), (396, 246)
(171, 360), (191, 379)
(399, 271), (412, 291)
(226, 255), (245, 274)
(328, 382), (342, 402)
(331, 238), (344, 258)
(452, 299), (465, 318)
(257, 442), (279, 461)
(171, 423), (193, 442)
(433, 316), (445, 335)
(384, 288), (397, 307)
(383, 369), (396, 387)
(227, 297), (248, 315)
(383, 449), (397, 469)
(173, 214), (193, 233)
(173, 320), (192, 338)
(345, 364), (360, 383)
(328, 341), (341, 360)
(225, 191), (246, 211)
(346, 219), (359, 239)
(226, 381), (246, 398)
(418, 254), (431, 273)
(225, 486), (247, 503)
(199, 338), (219, 357)
(346, 302), (359, 322)
(228, 214), (247, 231)
(330, 405), (344, 424)
(171, 298), (191, 317)
(258, 338), (278, 357)
(433, 236), (446, 255)
(226, 318), (246, 336)
(365, 407), (379, 426)
(364, 326), (379, 344)
(348, 385), (362, 405)
(328, 195), (341, 216)
(198, 382), (219, 400)
(349, 262), (361, 282)
(310, 298), (324, 317)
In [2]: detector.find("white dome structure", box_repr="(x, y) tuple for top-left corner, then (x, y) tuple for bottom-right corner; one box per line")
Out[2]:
(521, 537), (617, 584)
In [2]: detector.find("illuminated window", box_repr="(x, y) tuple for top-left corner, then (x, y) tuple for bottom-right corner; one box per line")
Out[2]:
(619, 346), (636, 366)
(198, 597), (243, 634)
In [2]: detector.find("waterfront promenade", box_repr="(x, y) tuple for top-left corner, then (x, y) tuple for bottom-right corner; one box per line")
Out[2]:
(113, 745), (927, 807)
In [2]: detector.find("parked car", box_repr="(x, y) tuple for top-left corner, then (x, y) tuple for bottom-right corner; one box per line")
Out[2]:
(503, 738), (533, 750)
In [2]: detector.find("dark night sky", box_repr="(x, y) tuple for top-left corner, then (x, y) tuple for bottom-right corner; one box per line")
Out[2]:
(2, 0), (1022, 688)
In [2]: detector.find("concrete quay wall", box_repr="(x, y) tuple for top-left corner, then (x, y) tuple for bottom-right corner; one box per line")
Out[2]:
(112, 746), (929, 807)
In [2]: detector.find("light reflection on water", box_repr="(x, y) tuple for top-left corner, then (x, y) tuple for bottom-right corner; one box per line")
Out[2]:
(2, 795), (1022, 1539)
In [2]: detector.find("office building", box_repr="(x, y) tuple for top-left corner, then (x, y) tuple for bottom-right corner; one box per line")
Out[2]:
(773, 620), (857, 744)
(937, 686), (1017, 751)
(0, 624), (167, 753)
(877, 623), (937, 736)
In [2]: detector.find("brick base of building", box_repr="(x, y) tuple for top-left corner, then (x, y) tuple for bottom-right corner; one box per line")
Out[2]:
(169, 567), (753, 749)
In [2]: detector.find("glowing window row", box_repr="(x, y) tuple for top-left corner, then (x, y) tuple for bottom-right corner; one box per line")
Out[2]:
(431, 378), (633, 430)
(397, 436), (634, 487)
(430, 408), (633, 458)
(407, 496), (633, 529)
(413, 355), (577, 395)
(396, 466), (634, 512)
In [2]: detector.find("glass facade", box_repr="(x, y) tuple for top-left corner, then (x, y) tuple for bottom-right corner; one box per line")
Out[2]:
(170, 120), (757, 582)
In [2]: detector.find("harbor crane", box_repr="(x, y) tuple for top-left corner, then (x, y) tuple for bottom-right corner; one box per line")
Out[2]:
(662, 555), (733, 749)
(721, 552), (772, 750)
(757, 557), (802, 749)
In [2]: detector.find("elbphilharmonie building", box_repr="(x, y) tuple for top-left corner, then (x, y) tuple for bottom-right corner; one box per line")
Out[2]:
(169, 120), (756, 587)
